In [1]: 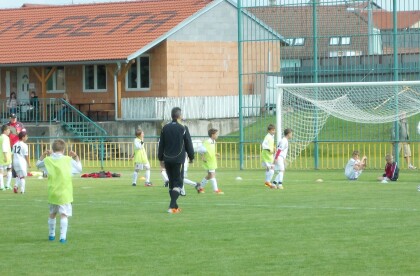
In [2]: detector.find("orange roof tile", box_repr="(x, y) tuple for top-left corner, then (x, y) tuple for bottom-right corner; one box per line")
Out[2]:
(0, 0), (212, 65)
(370, 10), (420, 29)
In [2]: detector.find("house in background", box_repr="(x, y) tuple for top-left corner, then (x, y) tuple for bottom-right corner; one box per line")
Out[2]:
(0, 0), (284, 121)
(248, 1), (420, 83)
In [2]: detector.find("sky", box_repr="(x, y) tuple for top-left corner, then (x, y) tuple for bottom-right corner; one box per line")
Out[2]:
(0, 0), (418, 10)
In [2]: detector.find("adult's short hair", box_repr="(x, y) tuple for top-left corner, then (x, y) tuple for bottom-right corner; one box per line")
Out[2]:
(171, 107), (182, 120)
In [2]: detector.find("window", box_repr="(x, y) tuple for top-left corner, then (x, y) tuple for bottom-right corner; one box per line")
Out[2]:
(329, 37), (340, 45)
(294, 38), (305, 46)
(83, 65), (107, 92)
(341, 37), (351, 45)
(47, 66), (65, 93)
(329, 37), (351, 46)
(285, 38), (294, 46)
(126, 56), (150, 90)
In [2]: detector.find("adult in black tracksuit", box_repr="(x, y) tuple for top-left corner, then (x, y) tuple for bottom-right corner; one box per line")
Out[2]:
(158, 107), (194, 213)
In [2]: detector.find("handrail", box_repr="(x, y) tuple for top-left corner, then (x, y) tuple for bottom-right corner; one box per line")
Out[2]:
(59, 98), (107, 136)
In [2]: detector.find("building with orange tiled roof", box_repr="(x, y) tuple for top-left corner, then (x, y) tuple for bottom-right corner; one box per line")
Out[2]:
(0, 0), (285, 120)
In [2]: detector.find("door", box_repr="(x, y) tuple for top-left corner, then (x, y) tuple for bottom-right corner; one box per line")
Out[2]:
(17, 67), (30, 103)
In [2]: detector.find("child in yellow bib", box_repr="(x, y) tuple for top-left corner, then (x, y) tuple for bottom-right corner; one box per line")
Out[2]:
(36, 139), (82, 243)
(0, 125), (12, 191)
(132, 128), (152, 187)
(197, 128), (223, 194)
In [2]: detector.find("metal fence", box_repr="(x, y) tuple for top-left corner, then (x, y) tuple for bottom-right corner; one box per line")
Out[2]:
(25, 139), (419, 170)
(238, 0), (420, 168)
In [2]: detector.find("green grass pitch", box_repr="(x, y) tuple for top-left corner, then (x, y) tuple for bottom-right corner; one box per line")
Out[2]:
(0, 168), (419, 275)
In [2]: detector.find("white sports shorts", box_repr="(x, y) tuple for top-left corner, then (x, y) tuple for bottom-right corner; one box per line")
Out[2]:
(262, 162), (274, 169)
(49, 203), (73, 217)
(275, 156), (286, 171)
(15, 169), (27, 178)
(135, 163), (150, 171)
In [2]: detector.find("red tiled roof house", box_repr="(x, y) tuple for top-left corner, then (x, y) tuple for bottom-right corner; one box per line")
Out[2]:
(0, 0), (283, 120)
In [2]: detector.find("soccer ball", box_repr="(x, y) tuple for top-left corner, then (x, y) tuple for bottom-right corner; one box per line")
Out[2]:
(315, 179), (323, 183)
(235, 176), (242, 181)
(417, 122), (420, 135)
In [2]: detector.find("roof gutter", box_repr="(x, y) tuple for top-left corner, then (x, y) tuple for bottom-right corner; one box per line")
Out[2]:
(0, 59), (127, 68)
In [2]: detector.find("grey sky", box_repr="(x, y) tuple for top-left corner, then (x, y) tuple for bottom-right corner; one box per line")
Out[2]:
(0, 0), (418, 10)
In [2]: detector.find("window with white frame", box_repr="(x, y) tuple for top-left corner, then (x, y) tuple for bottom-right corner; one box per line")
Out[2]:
(47, 66), (65, 93)
(83, 65), (107, 92)
(285, 38), (294, 46)
(330, 36), (351, 46)
(329, 37), (340, 45)
(126, 56), (150, 90)
(341, 37), (351, 45)
(294, 38), (305, 46)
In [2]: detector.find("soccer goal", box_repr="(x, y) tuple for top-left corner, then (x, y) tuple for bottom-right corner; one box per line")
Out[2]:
(275, 81), (420, 163)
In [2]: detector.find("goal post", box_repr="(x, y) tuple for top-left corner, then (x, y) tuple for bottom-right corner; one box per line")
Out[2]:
(275, 81), (420, 165)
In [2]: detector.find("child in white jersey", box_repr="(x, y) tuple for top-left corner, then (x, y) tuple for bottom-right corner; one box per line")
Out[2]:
(132, 128), (152, 187)
(36, 139), (82, 243)
(272, 128), (293, 190)
(12, 132), (30, 194)
(345, 150), (367, 180)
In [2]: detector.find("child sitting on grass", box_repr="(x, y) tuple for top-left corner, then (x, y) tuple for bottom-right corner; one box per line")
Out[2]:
(377, 154), (399, 183)
(345, 150), (367, 180)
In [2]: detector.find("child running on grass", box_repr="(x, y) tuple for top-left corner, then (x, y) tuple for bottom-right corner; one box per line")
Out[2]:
(197, 128), (224, 194)
(12, 131), (30, 194)
(36, 139), (82, 243)
(132, 128), (152, 187)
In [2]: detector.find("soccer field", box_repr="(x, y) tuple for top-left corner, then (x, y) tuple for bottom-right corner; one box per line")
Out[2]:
(0, 168), (419, 275)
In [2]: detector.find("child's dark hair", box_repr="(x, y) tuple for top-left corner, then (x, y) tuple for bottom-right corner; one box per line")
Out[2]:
(267, 124), (275, 131)
(1, 124), (10, 133)
(135, 128), (143, 137)
(18, 131), (27, 140)
(284, 128), (292, 136)
(208, 128), (218, 137)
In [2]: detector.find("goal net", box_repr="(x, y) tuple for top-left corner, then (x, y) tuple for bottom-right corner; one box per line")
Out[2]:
(276, 81), (420, 163)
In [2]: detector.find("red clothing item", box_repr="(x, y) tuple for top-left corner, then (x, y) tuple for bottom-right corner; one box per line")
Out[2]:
(7, 121), (25, 147)
(383, 162), (399, 181)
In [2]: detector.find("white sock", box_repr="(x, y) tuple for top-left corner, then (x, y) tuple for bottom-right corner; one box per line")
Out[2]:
(0, 173), (4, 189)
(184, 178), (196, 186)
(275, 171), (284, 184)
(210, 178), (219, 191)
(200, 178), (208, 188)
(20, 178), (25, 193)
(6, 171), (12, 188)
(132, 171), (138, 184)
(48, 218), (56, 237)
(161, 170), (169, 182)
(15, 177), (20, 188)
(60, 217), (68, 240)
(265, 169), (274, 182)
(145, 169), (150, 182)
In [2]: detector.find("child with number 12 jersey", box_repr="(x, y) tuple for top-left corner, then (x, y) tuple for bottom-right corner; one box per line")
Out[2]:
(12, 132), (30, 194)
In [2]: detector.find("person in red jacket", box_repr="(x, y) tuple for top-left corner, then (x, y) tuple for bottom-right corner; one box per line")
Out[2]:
(7, 113), (25, 147)
(6, 113), (26, 184)
(377, 154), (399, 183)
